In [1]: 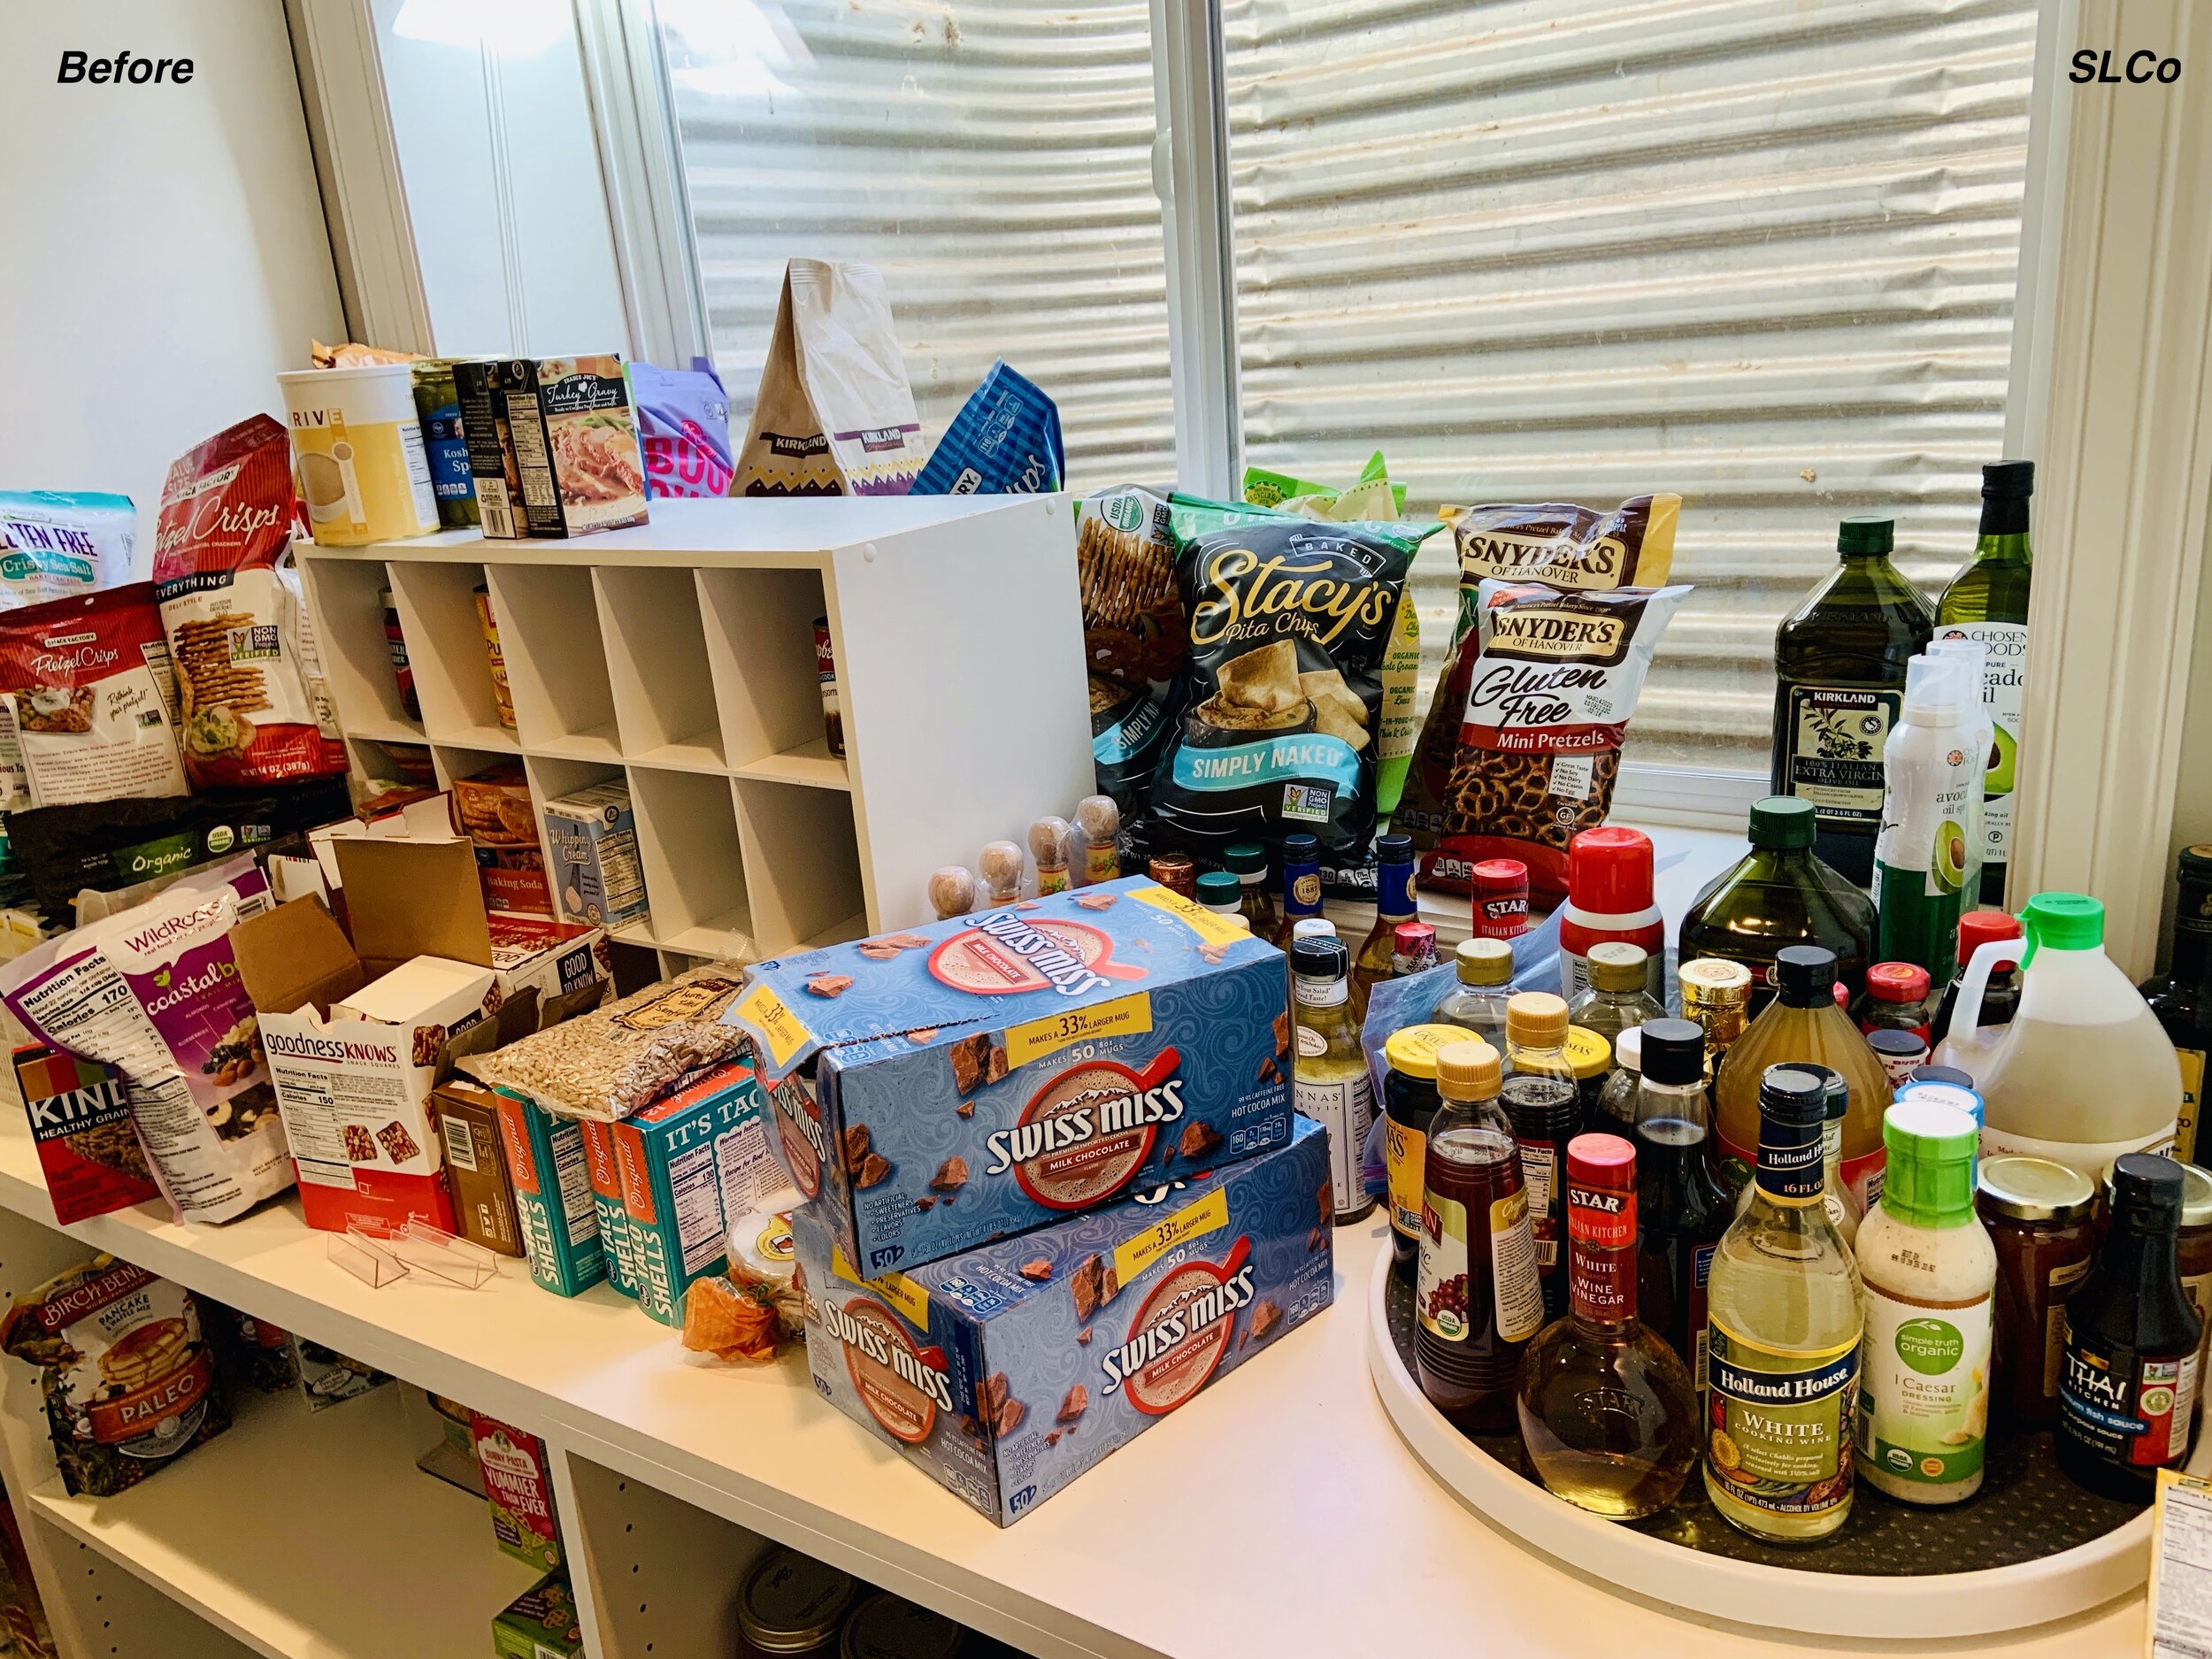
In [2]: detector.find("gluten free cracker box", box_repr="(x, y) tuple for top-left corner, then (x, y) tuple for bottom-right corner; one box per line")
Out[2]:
(607, 1062), (782, 1325)
(793, 1118), (1332, 1525)
(728, 877), (1292, 1276)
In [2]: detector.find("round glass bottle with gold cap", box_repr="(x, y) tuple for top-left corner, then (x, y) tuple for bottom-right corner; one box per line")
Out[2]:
(1502, 992), (1583, 1320)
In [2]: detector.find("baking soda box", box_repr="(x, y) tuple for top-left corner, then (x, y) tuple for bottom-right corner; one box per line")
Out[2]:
(726, 878), (1292, 1276)
(792, 1118), (1332, 1525)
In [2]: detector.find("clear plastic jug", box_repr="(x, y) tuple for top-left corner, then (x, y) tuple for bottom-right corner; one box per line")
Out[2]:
(1936, 893), (2181, 1179)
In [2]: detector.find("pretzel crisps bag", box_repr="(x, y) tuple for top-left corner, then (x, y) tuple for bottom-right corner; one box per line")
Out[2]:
(1075, 484), (1183, 821)
(0, 583), (188, 810)
(153, 416), (346, 788)
(1148, 496), (1433, 876)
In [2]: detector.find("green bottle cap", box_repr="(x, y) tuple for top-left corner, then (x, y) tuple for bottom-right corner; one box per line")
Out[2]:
(1837, 516), (1894, 557)
(1747, 795), (1816, 849)
(1224, 841), (1268, 875)
(1880, 1098), (1981, 1228)
(1195, 871), (1241, 909)
(2022, 892), (2104, 954)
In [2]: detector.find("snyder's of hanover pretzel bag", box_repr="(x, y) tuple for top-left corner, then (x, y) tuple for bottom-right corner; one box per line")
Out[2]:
(1399, 496), (1687, 899)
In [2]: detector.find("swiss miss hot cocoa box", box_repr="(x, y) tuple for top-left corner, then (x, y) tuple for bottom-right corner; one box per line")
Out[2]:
(792, 1118), (1332, 1525)
(726, 877), (1293, 1275)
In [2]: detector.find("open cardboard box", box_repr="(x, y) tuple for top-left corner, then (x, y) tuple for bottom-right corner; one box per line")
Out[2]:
(233, 839), (607, 1233)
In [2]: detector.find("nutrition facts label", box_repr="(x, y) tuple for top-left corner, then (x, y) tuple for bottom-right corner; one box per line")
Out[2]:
(2151, 1470), (2212, 1658)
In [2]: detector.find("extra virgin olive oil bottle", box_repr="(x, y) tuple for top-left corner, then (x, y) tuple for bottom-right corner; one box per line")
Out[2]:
(1771, 517), (1936, 887)
(1935, 462), (2034, 907)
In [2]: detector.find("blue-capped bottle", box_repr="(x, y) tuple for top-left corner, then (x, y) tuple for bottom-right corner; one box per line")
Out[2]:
(1353, 832), (1417, 1021)
(1275, 833), (1324, 950)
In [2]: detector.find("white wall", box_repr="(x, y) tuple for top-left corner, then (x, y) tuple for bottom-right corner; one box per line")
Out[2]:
(0, 0), (344, 561)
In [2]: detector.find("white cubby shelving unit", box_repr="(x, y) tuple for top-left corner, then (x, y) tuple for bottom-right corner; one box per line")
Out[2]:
(296, 495), (1093, 977)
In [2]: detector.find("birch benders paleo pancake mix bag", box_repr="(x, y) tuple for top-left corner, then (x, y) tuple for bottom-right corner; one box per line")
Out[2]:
(1399, 496), (1687, 899)
(1147, 496), (1433, 876)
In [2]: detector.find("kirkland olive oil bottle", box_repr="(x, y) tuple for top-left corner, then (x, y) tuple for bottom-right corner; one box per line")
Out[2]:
(1771, 518), (1936, 887)
(1935, 462), (2033, 907)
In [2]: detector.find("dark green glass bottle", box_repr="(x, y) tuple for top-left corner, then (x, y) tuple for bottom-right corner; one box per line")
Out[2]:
(1678, 796), (1877, 1018)
(1770, 517), (1935, 887)
(1935, 461), (2034, 906)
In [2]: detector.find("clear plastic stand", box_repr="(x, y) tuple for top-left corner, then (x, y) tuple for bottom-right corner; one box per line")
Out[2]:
(329, 1219), (499, 1290)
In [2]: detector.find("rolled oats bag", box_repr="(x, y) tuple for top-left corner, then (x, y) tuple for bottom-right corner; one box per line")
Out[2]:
(1, 1255), (231, 1496)
(1146, 495), (1433, 887)
(0, 855), (293, 1224)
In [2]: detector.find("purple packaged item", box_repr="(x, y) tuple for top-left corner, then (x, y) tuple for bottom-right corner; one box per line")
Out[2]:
(0, 855), (294, 1224)
(632, 357), (733, 500)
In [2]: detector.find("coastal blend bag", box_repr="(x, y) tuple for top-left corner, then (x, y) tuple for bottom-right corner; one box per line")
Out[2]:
(1398, 495), (1687, 900)
(733, 260), (927, 496)
(1147, 495), (1432, 882)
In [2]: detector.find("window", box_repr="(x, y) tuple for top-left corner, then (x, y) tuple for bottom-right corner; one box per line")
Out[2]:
(617, 0), (2044, 795)
(649, 0), (1176, 488)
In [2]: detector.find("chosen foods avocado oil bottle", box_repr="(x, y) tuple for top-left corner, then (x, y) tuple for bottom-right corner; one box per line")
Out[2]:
(1771, 517), (1936, 887)
(1936, 461), (2034, 907)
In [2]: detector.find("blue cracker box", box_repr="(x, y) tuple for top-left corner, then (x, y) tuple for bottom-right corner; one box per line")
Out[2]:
(792, 1117), (1333, 1525)
(726, 878), (1293, 1275)
(608, 1062), (785, 1325)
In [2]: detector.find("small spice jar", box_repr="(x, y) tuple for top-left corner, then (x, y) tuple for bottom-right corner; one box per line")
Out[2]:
(1859, 961), (1933, 1041)
(1194, 870), (1242, 918)
(736, 1547), (861, 1655)
(1390, 920), (1437, 977)
(1977, 1156), (2098, 1426)
(978, 840), (1026, 905)
(1147, 850), (1196, 900)
(838, 1591), (964, 1659)
(1866, 1026), (1930, 1088)
(1470, 857), (1530, 939)
(1027, 816), (1072, 895)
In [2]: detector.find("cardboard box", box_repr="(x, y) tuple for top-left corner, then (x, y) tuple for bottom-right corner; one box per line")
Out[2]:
(727, 878), (1293, 1276)
(478, 848), (553, 918)
(493, 1574), (583, 1659)
(486, 914), (611, 1006)
(492, 1087), (605, 1296)
(793, 1118), (1333, 1525)
(541, 780), (649, 930)
(12, 1046), (160, 1223)
(496, 356), (649, 538)
(578, 1118), (639, 1299)
(607, 1063), (781, 1325)
(434, 1079), (525, 1258)
(234, 898), (480, 1233)
(471, 1411), (563, 1571)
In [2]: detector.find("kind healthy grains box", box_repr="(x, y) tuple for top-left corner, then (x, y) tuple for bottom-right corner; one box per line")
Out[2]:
(726, 878), (1293, 1275)
(792, 1118), (1332, 1525)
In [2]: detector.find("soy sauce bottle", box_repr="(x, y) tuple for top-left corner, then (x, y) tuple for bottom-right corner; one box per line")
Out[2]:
(1416, 1041), (1544, 1435)
(2056, 1154), (2204, 1501)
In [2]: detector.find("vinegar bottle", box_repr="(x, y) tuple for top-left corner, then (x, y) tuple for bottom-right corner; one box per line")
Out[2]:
(1713, 945), (1893, 1206)
(1416, 1041), (1543, 1435)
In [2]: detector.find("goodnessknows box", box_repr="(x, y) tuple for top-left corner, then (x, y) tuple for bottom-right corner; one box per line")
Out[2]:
(726, 877), (1292, 1274)
(792, 1118), (1332, 1525)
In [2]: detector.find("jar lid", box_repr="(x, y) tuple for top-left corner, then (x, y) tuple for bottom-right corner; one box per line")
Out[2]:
(1384, 1024), (1467, 1082)
(838, 1592), (965, 1659)
(1678, 958), (1752, 1000)
(1586, 941), (1648, 993)
(739, 1548), (860, 1652)
(1223, 841), (1267, 874)
(1978, 1156), (2094, 1224)
(1194, 871), (1240, 909)
(1880, 1099), (1980, 1228)
(1563, 1026), (1611, 1079)
(2099, 1156), (2212, 1226)
(1867, 962), (1932, 1003)
(1454, 937), (1513, 986)
(1435, 1040), (1502, 1100)
(1638, 1019), (1704, 1087)
(1393, 921), (1436, 955)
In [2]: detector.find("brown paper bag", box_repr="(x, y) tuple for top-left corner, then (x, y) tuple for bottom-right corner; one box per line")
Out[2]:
(733, 259), (927, 496)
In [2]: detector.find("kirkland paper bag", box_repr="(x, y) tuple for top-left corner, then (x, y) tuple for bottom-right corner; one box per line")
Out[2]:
(733, 260), (926, 497)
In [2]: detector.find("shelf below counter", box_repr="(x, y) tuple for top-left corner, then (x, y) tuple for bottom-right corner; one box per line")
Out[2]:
(0, 1114), (2152, 1659)
(28, 1383), (540, 1659)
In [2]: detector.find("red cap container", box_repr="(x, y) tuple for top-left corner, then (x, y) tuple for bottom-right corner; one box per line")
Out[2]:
(1564, 1133), (1638, 1321)
(1866, 962), (1932, 1005)
(1565, 827), (1655, 916)
(1392, 920), (1436, 960)
(1957, 910), (2024, 972)
(1470, 858), (1529, 939)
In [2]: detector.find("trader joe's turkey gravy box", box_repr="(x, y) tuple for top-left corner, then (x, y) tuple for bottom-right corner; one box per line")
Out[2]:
(725, 878), (1292, 1275)
(792, 1118), (1331, 1525)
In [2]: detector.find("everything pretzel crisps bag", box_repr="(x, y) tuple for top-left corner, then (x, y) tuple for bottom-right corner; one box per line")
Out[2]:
(1399, 496), (1686, 899)
(1148, 495), (1435, 882)
(154, 416), (345, 788)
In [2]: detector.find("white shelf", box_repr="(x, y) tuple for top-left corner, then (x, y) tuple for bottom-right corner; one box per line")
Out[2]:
(29, 1382), (539, 1659)
(730, 737), (850, 792)
(0, 1117), (2150, 1659)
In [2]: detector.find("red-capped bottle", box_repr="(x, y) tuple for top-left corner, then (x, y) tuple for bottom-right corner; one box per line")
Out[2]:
(1471, 858), (1530, 941)
(1516, 1133), (1701, 1517)
(1858, 961), (1933, 1043)
(1932, 910), (2025, 1048)
(1559, 828), (1665, 1003)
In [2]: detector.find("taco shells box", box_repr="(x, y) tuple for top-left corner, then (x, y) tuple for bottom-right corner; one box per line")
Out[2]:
(792, 1118), (1333, 1525)
(725, 877), (1293, 1276)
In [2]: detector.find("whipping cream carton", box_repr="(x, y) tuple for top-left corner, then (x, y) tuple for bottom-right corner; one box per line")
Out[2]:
(793, 1118), (1332, 1525)
(727, 878), (1293, 1277)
